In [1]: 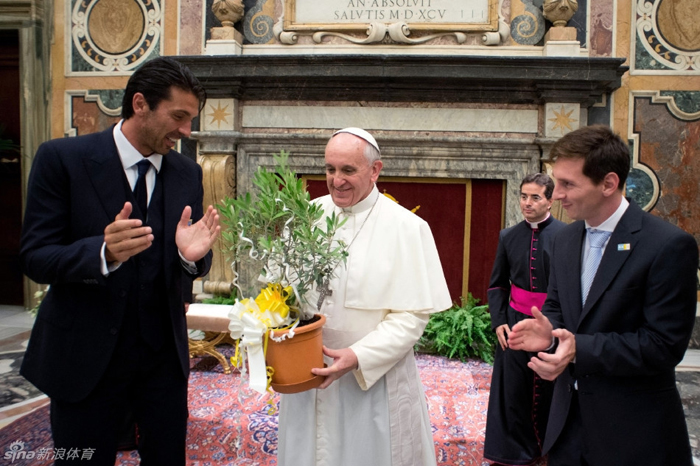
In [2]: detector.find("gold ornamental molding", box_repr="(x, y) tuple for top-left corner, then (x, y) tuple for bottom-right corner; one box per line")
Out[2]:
(198, 153), (236, 296)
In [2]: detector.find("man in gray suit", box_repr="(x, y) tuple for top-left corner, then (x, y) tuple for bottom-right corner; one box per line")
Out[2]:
(509, 124), (697, 466)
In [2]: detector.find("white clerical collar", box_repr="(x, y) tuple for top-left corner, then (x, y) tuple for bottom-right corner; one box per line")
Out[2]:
(342, 185), (379, 215)
(585, 196), (629, 233)
(113, 120), (163, 173)
(527, 212), (551, 230)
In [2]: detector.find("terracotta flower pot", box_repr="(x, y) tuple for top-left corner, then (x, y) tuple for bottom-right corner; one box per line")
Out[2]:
(265, 313), (326, 394)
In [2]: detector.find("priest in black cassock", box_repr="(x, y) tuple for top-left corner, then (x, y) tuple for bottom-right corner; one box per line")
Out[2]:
(483, 173), (565, 466)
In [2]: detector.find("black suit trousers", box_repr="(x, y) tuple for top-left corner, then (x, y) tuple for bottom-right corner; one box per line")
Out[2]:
(547, 391), (589, 466)
(49, 325), (188, 466)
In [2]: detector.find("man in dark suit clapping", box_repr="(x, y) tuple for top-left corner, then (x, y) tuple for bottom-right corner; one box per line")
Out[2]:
(509, 124), (697, 466)
(20, 57), (220, 465)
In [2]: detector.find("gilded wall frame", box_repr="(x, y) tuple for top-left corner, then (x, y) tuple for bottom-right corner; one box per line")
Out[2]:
(282, 0), (499, 33)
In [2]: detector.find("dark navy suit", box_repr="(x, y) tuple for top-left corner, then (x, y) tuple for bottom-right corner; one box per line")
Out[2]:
(20, 126), (211, 465)
(542, 200), (697, 465)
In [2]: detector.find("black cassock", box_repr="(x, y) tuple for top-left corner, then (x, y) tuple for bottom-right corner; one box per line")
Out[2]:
(483, 215), (564, 465)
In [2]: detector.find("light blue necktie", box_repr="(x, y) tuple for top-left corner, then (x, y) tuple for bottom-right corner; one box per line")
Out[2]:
(581, 228), (611, 305)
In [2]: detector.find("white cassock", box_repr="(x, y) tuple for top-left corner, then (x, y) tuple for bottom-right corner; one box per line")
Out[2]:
(278, 186), (452, 466)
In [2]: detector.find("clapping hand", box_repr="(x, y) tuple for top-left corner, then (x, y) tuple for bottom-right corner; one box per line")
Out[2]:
(176, 205), (221, 262)
(509, 307), (576, 381)
(508, 307), (553, 352)
(104, 202), (154, 264)
(526, 328), (576, 381)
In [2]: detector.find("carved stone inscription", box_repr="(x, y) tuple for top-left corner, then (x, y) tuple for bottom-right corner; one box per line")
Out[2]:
(288, 0), (494, 30)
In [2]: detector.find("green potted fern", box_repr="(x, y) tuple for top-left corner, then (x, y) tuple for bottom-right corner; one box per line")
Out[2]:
(416, 293), (498, 364)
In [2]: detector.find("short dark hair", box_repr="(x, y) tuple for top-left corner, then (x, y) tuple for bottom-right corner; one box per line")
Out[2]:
(121, 56), (206, 119)
(520, 173), (555, 200)
(549, 125), (630, 190)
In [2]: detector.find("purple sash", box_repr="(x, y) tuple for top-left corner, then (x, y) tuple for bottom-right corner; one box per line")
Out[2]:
(509, 284), (546, 316)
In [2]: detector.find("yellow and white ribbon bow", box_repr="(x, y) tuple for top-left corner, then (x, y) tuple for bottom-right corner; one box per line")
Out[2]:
(227, 284), (297, 394)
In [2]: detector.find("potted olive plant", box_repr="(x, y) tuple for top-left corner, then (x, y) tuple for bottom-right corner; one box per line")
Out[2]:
(217, 151), (347, 394)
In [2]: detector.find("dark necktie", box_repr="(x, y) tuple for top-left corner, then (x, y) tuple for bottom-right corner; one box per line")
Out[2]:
(134, 159), (151, 218)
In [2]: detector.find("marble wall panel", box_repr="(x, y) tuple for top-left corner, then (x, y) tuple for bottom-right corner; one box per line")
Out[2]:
(67, 90), (122, 136)
(589, 0), (613, 57)
(67, 0), (162, 74)
(180, 0), (205, 55)
(202, 98), (236, 131)
(632, 0), (700, 74)
(565, 0), (587, 46)
(242, 0), (276, 44)
(544, 102), (580, 137)
(241, 105), (539, 134)
(632, 95), (700, 249)
(500, 0), (511, 26)
(588, 94), (611, 126)
(509, 0), (545, 46)
(660, 91), (700, 115)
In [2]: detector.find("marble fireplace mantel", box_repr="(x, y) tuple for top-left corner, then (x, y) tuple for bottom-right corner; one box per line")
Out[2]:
(178, 54), (628, 296)
(177, 54), (627, 105)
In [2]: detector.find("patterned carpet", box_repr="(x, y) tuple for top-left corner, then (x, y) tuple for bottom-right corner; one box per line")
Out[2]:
(0, 350), (496, 465)
(0, 351), (43, 407)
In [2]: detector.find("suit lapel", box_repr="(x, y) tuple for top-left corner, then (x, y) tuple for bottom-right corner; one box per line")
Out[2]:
(83, 128), (128, 220)
(578, 202), (642, 324)
(160, 152), (188, 285)
(563, 222), (586, 326)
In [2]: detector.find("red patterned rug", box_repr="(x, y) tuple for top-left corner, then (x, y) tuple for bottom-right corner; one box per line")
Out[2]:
(0, 351), (496, 465)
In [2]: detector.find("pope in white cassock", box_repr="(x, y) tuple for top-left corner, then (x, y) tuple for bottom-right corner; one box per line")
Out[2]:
(277, 128), (452, 466)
